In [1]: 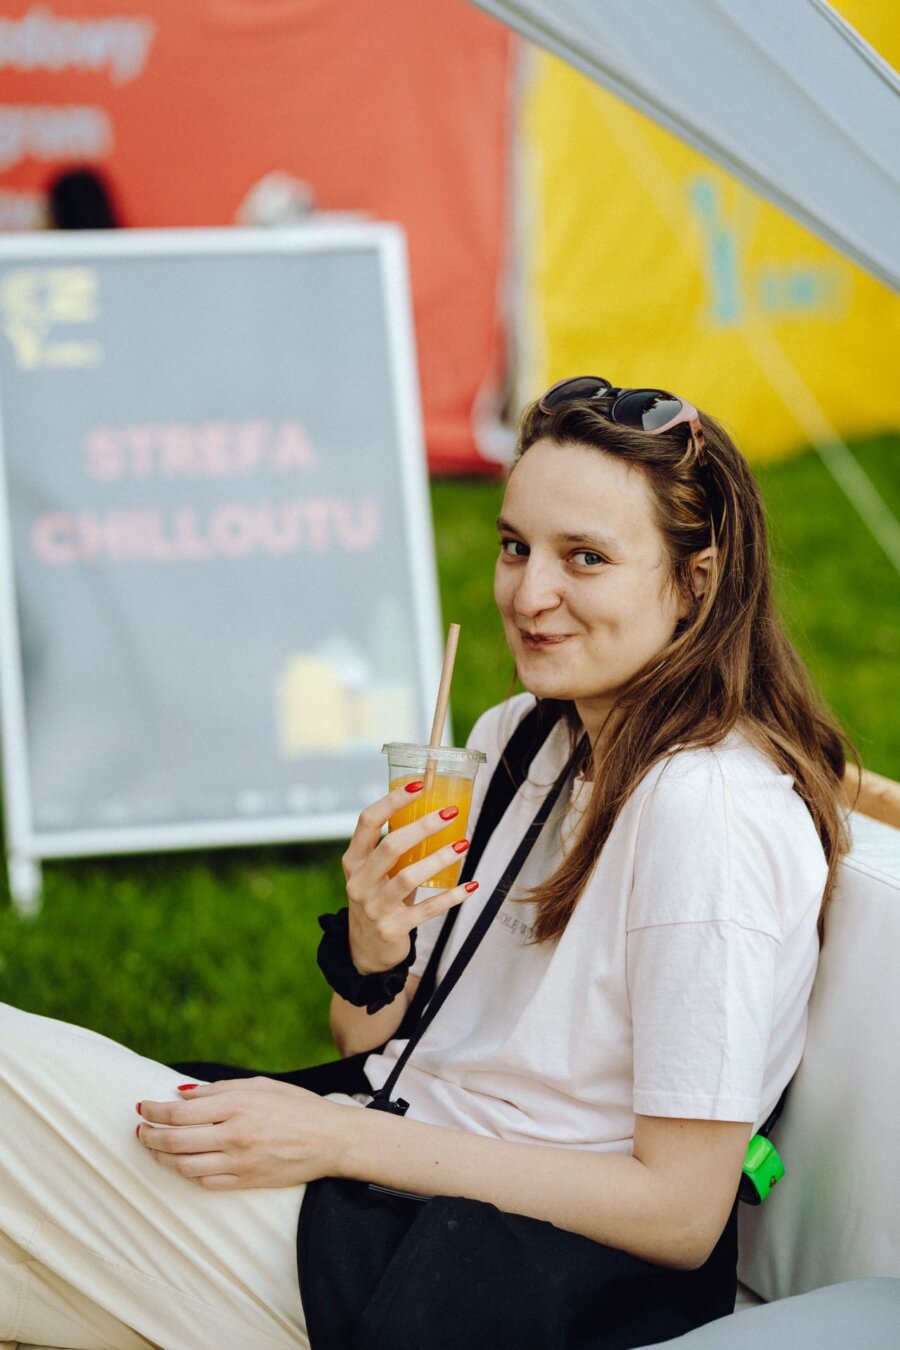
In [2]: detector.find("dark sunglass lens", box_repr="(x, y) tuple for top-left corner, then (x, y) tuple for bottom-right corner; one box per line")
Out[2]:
(612, 389), (682, 431)
(539, 376), (612, 412)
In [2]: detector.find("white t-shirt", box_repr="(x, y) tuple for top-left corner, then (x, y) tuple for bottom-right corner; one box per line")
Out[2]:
(365, 694), (826, 1153)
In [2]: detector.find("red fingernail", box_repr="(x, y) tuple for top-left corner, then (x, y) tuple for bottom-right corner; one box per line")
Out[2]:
(177, 1083), (199, 1091)
(465, 881), (479, 893)
(405, 780), (424, 793)
(439, 805), (459, 821)
(452, 839), (469, 854)
(135, 1124), (141, 1138)
(135, 1102), (142, 1114)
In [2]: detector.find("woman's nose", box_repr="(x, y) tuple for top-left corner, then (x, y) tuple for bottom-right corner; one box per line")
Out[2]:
(513, 557), (562, 617)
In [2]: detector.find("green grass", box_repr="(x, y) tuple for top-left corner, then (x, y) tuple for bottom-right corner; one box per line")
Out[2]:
(1, 434), (898, 1069)
(754, 434), (900, 775)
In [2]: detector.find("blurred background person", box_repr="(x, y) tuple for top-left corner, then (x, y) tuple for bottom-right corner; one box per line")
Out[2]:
(46, 166), (121, 230)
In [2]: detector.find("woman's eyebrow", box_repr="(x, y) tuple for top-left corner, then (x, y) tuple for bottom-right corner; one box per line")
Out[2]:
(559, 531), (621, 550)
(497, 516), (620, 550)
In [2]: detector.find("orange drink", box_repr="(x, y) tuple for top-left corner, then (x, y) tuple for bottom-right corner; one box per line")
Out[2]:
(382, 743), (486, 889)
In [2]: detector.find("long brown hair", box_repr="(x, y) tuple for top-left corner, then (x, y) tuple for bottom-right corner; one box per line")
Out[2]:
(513, 397), (855, 943)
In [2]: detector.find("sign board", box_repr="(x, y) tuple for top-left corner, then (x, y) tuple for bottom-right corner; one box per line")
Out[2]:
(0, 224), (444, 910)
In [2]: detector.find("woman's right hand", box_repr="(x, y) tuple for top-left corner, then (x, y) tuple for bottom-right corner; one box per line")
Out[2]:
(341, 782), (478, 974)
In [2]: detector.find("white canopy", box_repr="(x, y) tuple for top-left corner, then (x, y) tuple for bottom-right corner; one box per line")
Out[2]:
(472, 0), (900, 290)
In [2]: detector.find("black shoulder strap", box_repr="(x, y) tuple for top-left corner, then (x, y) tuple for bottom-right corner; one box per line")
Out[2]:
(757, 1087), (789, 1139)
(371, 732), (579, 1112)
(393, 700), (563, 1039)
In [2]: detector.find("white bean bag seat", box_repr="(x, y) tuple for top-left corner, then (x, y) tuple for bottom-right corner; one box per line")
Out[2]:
(657, 811), (900, 1345)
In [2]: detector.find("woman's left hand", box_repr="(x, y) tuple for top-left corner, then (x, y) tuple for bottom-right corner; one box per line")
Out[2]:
(135, 1078), (352, 1190)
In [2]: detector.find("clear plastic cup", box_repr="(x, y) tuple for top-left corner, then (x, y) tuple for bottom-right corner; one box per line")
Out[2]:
(382, 743), (486, 888)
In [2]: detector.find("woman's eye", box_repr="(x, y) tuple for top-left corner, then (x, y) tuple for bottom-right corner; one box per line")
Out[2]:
(571, 549), (605, 567)
(499, 539), (529, 558)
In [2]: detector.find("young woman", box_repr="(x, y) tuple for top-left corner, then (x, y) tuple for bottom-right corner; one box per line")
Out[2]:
(0, 378), (850, 1349)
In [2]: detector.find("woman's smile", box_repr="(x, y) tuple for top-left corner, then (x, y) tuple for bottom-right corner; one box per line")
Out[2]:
(518, 629), (572, 648)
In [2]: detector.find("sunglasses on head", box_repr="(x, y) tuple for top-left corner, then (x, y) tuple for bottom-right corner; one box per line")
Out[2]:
(537, 376), (706, 454)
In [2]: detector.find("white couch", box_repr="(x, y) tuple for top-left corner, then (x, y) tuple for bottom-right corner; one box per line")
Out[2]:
(18, 813), (900, 1349)
(648, 810), (900, 1346)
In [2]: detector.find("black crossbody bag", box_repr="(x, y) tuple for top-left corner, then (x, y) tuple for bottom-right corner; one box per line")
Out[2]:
(291, 704), (739, 1350)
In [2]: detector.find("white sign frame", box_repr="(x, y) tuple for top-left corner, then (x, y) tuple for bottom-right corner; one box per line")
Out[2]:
(0, 223), (445, 912)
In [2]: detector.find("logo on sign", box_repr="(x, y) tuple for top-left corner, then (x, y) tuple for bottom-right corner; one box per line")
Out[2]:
(0, 266), (102, 370)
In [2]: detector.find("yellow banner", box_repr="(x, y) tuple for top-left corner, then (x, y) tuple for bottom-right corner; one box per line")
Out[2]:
(519, 1), (900, 461)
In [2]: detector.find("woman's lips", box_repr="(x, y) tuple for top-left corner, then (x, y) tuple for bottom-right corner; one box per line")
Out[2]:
(519, 631), (570, 649)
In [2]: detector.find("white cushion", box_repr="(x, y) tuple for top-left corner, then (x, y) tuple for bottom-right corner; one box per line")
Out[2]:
(644, 1278), (900, 1349)
(738, 813), (900, 1299)
(734, 1280), (764, 1310)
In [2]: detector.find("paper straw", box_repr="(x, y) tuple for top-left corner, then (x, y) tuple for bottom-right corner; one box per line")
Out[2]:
(428, 622), (460, 747)
(424, 623), (460, 788)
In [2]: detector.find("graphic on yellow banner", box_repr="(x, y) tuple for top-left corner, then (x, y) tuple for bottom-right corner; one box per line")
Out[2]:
(518, 1), (899, 462)
(686, 178), (848, 328)
(0, 266), (102, 370)
(276, 639), (416, 757)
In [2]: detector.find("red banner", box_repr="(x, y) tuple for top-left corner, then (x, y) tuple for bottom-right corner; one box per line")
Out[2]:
(0, 0), (513, 472)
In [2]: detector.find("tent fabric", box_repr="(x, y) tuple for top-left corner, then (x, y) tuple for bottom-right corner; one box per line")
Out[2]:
(471, 0), (900, 291)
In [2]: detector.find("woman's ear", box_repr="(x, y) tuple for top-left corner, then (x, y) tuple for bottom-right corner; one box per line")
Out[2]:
(689, 547), (717, 600)
(675, 547), (717, 619)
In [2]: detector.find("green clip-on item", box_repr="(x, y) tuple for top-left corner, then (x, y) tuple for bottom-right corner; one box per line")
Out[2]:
(740, 1133), (785, 1205)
